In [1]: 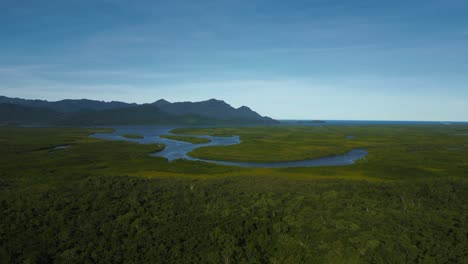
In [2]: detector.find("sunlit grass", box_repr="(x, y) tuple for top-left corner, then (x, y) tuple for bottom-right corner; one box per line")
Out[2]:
(0, 126), (467, 262)
(122, 133), (144, 139)
(172, 125), (468, 180)
(160, 134), (211, 144)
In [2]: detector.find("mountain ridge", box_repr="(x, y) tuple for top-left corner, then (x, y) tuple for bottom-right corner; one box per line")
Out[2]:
(0, 96), (277, 126)
(0, 95), (135, 113)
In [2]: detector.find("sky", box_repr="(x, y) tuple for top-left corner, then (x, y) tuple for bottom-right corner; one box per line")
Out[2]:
(1, 0), (467, 121)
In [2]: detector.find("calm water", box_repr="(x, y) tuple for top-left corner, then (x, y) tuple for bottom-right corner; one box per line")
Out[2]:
(194, 149), (367, 168)
(280, 120), (468, 126)
(91, 126), (367, 168)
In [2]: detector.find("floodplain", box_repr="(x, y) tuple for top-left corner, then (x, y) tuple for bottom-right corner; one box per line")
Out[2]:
(0, 124), (467, 263)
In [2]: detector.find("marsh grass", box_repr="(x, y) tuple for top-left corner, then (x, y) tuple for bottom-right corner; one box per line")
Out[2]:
(173, 125), (468, 180)
(122, 133), (144, 139)
(160, 134), (211, 144)
(0, 125), (467, 263)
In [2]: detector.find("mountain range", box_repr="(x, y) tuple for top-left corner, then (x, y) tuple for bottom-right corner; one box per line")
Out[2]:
(0, 96), (277, 126)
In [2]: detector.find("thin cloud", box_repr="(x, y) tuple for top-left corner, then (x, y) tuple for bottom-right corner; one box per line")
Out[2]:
(61, 70), (179, 79)
(0, 64), (55, 75)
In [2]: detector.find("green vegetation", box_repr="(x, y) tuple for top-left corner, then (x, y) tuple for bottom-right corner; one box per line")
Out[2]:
(0, 125), (467, 263)
(173, 126), (468, 180)
(122, 134), (144, 139)
(160, 134), (211, 144)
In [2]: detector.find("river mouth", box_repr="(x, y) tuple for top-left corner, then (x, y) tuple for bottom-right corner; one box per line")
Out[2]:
(90, 126), (367, 168)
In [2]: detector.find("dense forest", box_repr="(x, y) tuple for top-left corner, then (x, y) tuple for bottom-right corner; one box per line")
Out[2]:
(2, 176), (466, 263)
(0, 126), (467, 263)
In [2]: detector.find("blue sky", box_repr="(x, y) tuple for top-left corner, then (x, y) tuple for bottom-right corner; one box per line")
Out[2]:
(1, 0), (467, 121)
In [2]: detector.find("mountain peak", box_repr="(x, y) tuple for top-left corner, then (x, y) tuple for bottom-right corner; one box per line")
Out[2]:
(0, 95), (278, 125)
(205, 98), (228, 104)
(238, 105), (252, 111)
(153, 99), (171, 106)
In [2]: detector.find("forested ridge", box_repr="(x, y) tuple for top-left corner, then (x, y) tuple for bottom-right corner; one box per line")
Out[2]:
(0, 96), (277, 126)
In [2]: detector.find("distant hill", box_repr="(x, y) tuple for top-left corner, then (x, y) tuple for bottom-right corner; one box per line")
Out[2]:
(0, 96), (278, 126)
(0, 103), (61, 125)
(0, 96), (134, 113)
(152, 98), (276, 124)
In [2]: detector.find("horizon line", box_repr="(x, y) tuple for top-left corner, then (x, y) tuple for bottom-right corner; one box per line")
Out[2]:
(1, 95), (467, 123)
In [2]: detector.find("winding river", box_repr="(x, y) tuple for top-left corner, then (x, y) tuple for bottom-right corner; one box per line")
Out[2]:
(91, 126), (367, 168)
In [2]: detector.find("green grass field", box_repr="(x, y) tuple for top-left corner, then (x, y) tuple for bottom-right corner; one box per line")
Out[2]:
(122, 133), (144, 139)
(160, 134), (211, 144)
(0, 125), (467, 263)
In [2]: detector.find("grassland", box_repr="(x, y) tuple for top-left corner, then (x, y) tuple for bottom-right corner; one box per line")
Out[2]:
(0, 125), (467, 263)
(173, 125), (468, 180)
(160, 134), (211, 144)
(122, 133), (144, 139)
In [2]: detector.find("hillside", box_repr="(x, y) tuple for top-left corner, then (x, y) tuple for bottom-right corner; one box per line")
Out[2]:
(152, 98), (275, 123)
(0, 103), (62, 125)
(0, 96), (278, 126)
(0, 96), (133, 113)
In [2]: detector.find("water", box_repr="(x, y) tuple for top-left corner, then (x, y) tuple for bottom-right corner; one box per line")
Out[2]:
(53, 145), (70, 150)
(196, 149), (367, 168)
(90, 126), (367, 168)
(91, 126), (240, 161)
(280, 120), (468, 126)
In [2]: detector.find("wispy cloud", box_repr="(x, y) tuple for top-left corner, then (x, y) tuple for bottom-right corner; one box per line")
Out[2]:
(0, 64), (55, 75)
(61, 70), (179, 80)
(0, 64), (181, 82)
